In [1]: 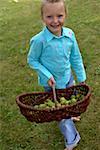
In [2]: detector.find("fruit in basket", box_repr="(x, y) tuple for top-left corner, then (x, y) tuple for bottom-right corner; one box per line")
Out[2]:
(39, 104), (46, 109)
(60, 97), (66, 101)
(35, 99), (56, 109)
(47, 102), (55, 107)
(33, 93), (84, 109)
(46, 99), (55, 107)
(60, 97), (70, 105)
(75, 94), (80, 99)
(71, 95), (76, 99)
(70, 98), (77, 104)
(33, 105), (39, 109)
(70, 95), (77, 103)
(56, 102), (62, 107)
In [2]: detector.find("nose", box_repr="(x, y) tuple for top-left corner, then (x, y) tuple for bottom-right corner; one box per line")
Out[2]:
(53, 17), (58, 23)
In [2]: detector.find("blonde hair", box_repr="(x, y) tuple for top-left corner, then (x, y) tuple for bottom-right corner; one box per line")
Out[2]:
(41, 0), (67, 16)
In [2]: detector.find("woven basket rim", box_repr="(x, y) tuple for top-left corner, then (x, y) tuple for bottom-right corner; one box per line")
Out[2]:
(16, 84), (91, 111)
(16, 91), (52, 110)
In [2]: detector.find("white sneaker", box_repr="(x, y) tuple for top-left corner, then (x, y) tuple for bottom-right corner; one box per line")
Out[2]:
(64, 147), (73, 150)
(64, 144), (77, 150)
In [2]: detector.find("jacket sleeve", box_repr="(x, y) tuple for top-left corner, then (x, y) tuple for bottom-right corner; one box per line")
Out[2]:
(70, 32), (86, 82)
(27, 38), (53, 79)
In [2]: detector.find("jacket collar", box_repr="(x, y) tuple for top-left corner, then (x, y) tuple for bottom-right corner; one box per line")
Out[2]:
(43, 26), (73, 42)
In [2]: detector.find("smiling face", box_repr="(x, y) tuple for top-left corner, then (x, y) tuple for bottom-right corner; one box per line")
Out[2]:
(42, 2), (66, 36)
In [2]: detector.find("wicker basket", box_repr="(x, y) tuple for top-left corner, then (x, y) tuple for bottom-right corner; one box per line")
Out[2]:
(16, 84), (91, 123)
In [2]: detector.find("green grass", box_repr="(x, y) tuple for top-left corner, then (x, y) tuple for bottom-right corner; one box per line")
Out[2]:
(0, 0), (100, 150)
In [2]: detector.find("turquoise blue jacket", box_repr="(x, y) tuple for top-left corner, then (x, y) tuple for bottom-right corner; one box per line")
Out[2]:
(27, 27), (86, 89)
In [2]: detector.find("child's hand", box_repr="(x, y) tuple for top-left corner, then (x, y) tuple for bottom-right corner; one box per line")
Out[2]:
(48, 76), (56, 87)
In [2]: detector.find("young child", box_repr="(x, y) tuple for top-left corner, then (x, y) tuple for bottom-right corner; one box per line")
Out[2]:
(27, 0), (86, 149)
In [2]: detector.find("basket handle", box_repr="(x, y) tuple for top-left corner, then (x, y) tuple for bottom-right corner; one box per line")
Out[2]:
(52, 85), (58, 107)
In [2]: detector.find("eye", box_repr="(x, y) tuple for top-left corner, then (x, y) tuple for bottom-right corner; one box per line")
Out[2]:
(58, 15), (63, 18)
(47, 16), (52, 19)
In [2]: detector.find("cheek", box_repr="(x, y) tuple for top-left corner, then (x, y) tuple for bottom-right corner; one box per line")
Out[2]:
(59, 18), (65, 24)
(43, 18), (51, 25)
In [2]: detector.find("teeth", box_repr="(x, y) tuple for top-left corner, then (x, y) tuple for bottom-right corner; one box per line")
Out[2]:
(52, 25), (59, 28)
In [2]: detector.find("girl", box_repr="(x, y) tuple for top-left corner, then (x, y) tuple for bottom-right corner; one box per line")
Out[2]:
(27, 0), (86, 149)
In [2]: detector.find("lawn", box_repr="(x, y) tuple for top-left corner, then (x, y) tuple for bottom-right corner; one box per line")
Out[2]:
(0, 0), (100, 150)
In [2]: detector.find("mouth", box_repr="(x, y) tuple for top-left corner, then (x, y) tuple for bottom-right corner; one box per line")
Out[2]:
(51, 25), (60, 28)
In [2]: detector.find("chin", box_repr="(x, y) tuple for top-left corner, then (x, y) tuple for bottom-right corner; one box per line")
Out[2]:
(51, 28), (61, 34)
